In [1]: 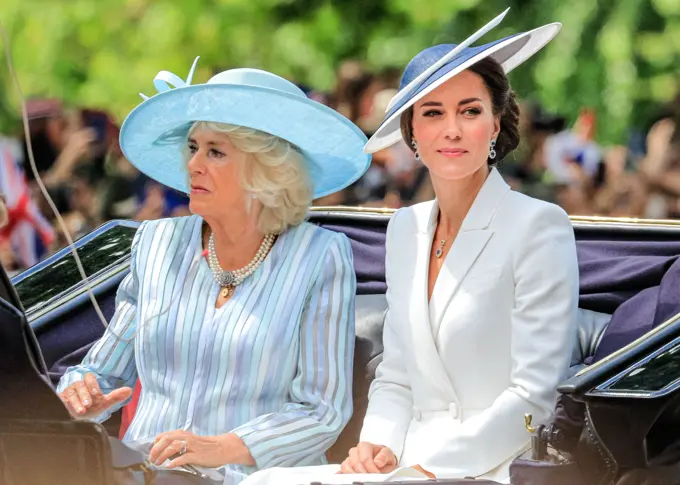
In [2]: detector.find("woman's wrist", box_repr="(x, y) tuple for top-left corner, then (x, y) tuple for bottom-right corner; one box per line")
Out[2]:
(216, 432), (255, 467)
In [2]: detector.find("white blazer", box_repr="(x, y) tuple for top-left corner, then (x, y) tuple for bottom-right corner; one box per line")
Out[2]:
(359, 168), (580, 482)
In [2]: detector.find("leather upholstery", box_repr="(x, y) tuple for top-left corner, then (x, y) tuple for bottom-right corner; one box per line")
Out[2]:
(568, 308), (611, 376)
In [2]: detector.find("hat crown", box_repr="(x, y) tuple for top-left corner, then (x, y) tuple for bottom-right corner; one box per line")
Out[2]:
(207, 68), (305, 98)
(400, 44), (459, 89)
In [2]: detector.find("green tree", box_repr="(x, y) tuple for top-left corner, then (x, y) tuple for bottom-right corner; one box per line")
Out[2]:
(0, 0), (679, 143)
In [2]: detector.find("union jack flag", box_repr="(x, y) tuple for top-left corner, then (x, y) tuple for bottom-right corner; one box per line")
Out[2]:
(0, 137), (55, 268)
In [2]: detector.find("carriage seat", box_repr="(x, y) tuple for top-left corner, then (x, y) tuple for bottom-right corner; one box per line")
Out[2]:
(570, 307), (611, 375)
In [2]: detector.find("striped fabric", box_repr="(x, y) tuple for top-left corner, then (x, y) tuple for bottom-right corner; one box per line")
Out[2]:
(57, 215), (356, 480)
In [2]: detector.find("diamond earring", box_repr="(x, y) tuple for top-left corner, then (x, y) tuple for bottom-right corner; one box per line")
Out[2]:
(411, 140), (421, 161)
(489, 139), (497, 160)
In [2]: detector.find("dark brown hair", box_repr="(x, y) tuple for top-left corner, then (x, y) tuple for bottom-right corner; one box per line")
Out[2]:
(400, 55), (520, 166)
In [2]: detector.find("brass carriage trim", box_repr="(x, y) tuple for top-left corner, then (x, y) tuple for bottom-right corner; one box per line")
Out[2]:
(524, 414), (536, 434)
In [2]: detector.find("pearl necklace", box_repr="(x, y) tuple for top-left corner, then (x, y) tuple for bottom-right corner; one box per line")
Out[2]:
(208, 232), (276, 298)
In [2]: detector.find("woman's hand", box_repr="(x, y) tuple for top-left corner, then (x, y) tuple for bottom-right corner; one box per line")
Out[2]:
(58, 372), (132, 419)
(339, 442), (398, 474)
(149, 431), (254, 469)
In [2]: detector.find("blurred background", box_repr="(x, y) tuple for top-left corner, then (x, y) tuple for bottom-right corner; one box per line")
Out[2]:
(0, 0), (679, 274)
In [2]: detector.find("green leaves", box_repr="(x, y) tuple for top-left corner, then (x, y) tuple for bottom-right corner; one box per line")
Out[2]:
(0, 0), (678, 142)
(652, 0), (680, 16)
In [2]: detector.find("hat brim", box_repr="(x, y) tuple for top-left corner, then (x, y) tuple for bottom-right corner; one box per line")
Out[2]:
(120, 84), (370, 199)
(364, 23), (561, 154)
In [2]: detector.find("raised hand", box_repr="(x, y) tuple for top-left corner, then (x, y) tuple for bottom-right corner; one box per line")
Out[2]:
(58, 372), (132, 419)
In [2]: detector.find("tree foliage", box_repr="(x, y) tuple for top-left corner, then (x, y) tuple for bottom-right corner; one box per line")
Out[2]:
(0, 0), (679, 143)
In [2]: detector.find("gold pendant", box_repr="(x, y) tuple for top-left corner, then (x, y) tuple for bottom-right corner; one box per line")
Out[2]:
(220, 286), (234, 299)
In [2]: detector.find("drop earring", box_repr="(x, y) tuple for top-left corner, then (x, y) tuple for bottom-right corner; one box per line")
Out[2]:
(489, 139), (497, 160)
(412, 140), (421, 161)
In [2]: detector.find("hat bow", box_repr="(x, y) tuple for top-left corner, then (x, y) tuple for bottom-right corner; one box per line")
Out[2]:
(139, 56), (200, 101)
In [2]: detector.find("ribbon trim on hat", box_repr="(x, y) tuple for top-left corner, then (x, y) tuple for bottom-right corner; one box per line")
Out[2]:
(139, 56), (200, 101)
(385, 8), (509, 113)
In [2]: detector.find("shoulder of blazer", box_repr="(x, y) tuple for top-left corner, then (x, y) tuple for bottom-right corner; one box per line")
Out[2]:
(139, 215), (197, 235)
(387, 200), (435, 238)
(296, 220), (342, 243)
(135, 215), (199, 244)
(131, 216), (199, 267)
(284, 221), (350, 257)
(496, 190), (571, 233)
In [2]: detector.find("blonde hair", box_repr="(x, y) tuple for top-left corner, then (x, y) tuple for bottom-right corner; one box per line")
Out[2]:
(187, 121), (313, 234)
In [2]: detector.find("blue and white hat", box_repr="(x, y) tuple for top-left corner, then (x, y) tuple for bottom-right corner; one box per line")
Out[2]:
(120, 61), (371, 199)
(364, 9), (561, 154)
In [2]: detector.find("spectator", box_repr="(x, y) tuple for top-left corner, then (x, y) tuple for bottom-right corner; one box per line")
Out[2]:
(592, 145), (647, 217)
(543, 108), (602, 186)
(638, 92), (680, 218)
(22, 99), (96, 215)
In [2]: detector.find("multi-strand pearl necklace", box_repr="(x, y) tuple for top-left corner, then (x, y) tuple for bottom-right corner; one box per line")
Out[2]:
(208, 232), (276, 299)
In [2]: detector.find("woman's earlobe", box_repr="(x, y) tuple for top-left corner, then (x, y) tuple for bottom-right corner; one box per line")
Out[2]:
(494, 118), (501, 138)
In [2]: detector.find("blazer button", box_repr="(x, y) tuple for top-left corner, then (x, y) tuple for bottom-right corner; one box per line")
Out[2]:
(449, 403), (460, 420)
(412, 407), (422, 421)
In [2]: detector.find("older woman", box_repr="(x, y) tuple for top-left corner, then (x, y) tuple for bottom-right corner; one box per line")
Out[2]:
(57, 63), (370, 482)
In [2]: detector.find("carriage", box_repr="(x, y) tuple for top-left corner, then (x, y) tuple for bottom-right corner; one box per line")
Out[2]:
(2, 207), (680, 484)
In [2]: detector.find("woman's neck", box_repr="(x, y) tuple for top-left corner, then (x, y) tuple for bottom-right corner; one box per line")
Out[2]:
(431, 166), (490, 236)
(202, 212), (266, 270)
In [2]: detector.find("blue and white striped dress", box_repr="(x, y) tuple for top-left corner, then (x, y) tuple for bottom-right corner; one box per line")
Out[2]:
(57, 215), (356, 480)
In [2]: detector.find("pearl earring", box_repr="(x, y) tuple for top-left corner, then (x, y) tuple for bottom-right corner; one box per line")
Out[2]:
(489, 139), (497, 160)
(411, 140), (421, 161)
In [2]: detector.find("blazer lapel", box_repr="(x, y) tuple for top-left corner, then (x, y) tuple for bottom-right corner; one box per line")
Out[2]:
(408, 201), (459, 402)
(430, 168), (511, 336)
(429, 230), (493, 336)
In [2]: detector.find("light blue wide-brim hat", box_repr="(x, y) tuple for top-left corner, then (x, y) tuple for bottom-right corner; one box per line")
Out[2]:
(364, 9), (561, 154)
(120, 61), (371, 199)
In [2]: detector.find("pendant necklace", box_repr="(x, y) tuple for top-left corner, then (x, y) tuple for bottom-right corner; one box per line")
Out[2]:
(435, 239), (446, 258)
(435, 213), (447, 258)
(207, 232), (277, 299)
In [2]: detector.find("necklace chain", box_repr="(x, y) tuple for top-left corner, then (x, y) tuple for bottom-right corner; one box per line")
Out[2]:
(207, 232), (276, 290)
(435, 217), (452, 259)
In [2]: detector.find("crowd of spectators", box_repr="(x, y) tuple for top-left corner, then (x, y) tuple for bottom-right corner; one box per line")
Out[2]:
(1, 61), (679, 274)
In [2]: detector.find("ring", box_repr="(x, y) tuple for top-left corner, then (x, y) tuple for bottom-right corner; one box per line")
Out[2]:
(179, 440), (188, 455)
